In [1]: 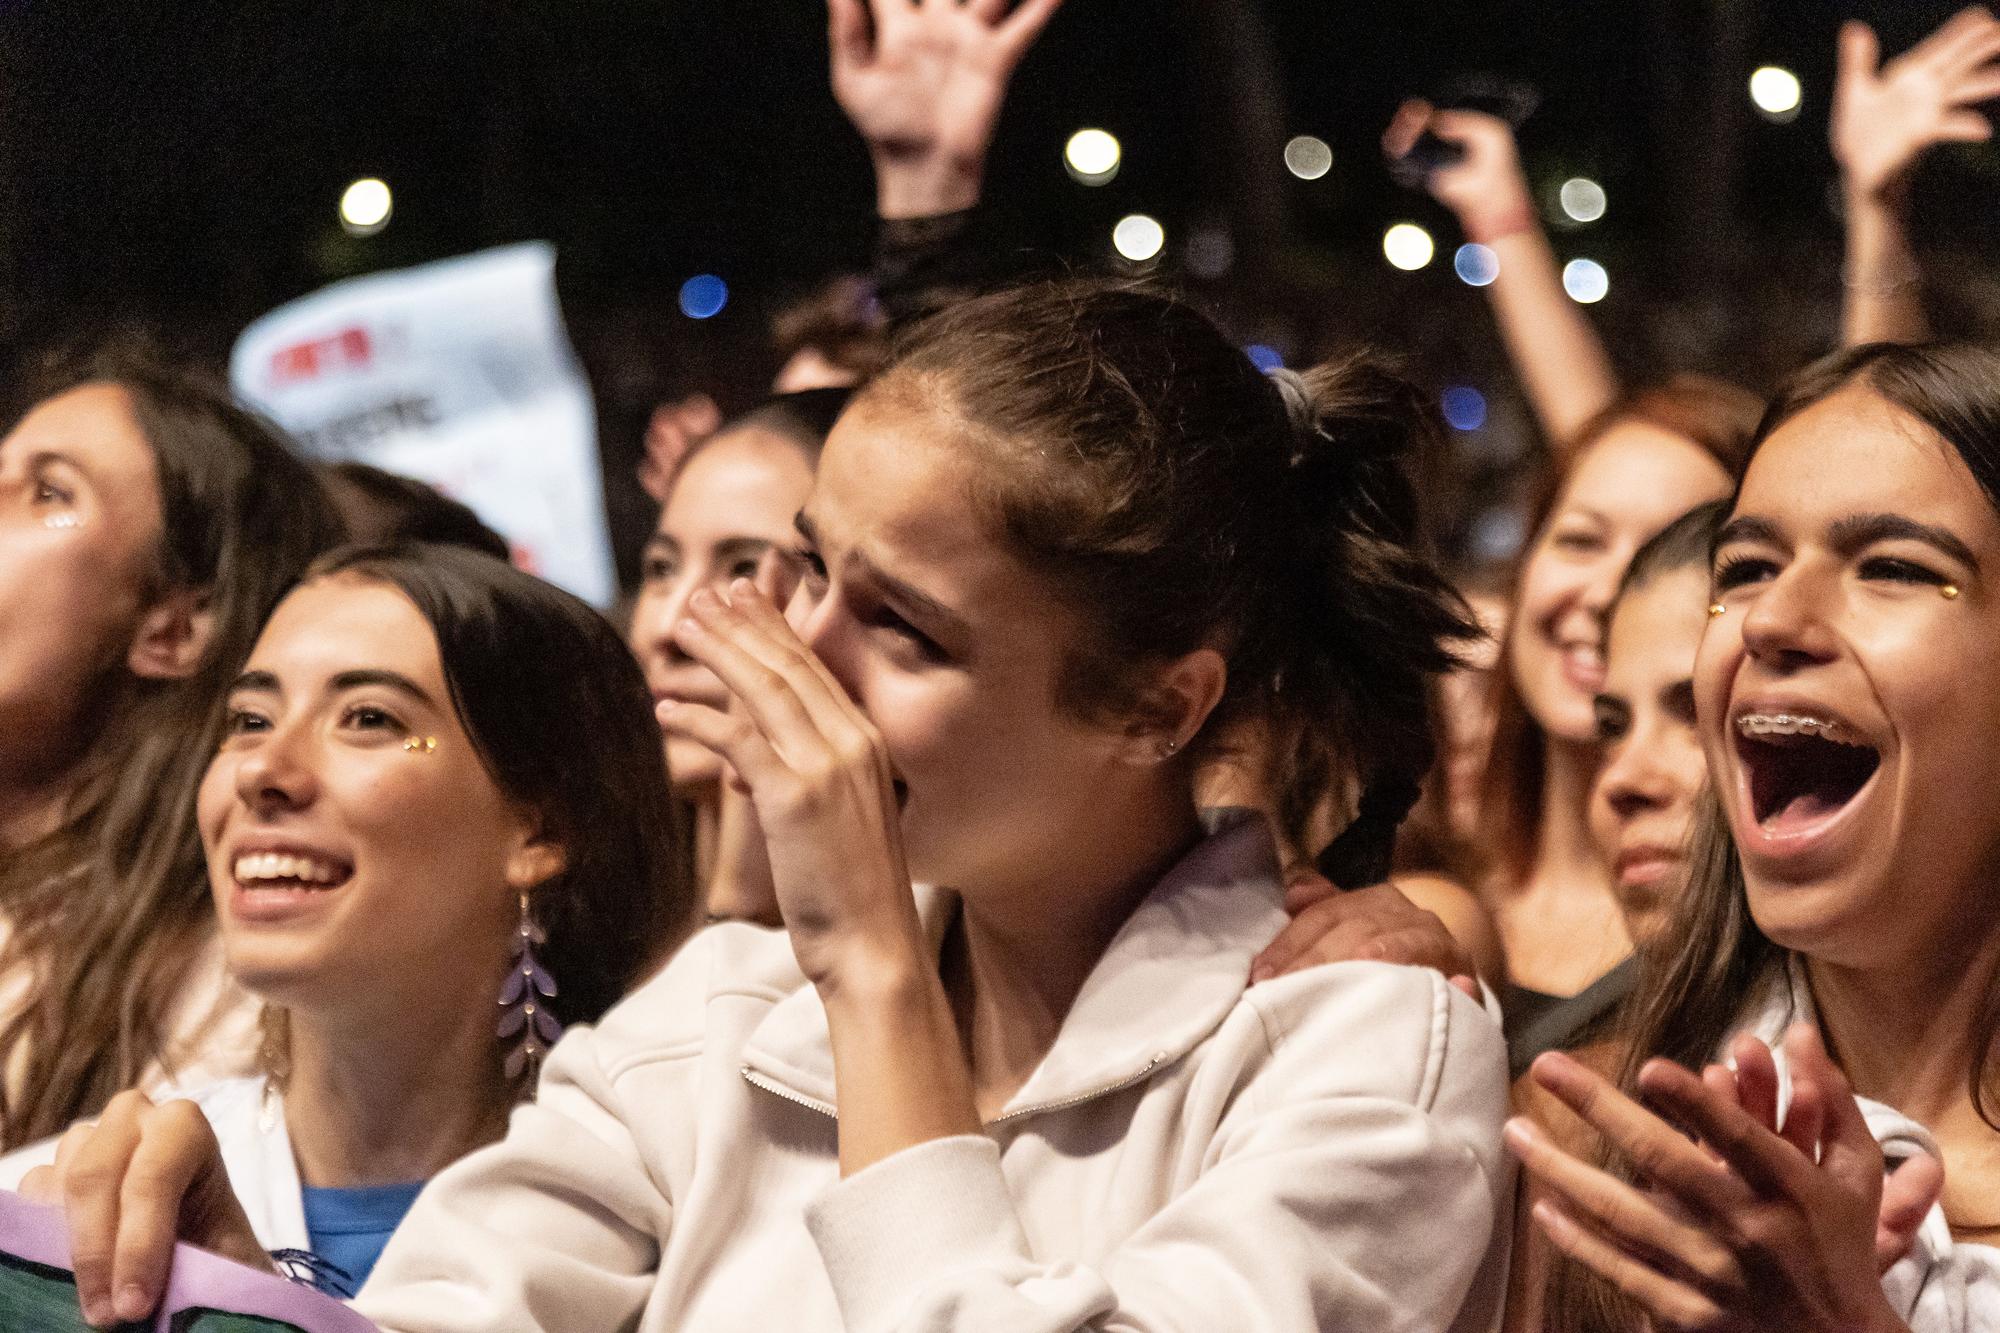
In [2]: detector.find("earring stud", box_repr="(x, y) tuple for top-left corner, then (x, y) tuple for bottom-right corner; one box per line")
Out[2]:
(403, 736), (438, 753)
(1942, 584), (1961, 600)
(1708, 603), (1727, 618)
(1159, 738), (1181, 758)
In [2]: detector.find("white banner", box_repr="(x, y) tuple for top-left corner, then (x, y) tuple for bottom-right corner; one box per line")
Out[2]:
(230, 242), (615, 606)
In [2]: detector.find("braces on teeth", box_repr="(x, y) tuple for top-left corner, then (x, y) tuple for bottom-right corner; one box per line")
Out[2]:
(1735, 713), (1856, 743)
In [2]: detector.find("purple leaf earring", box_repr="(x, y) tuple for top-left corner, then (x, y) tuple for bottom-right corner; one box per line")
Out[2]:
(499, 891), (562, 1081)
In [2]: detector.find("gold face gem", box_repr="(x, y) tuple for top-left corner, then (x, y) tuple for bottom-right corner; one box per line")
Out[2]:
(1942, 584), (1962, 600)
(402, 736), (438, 753)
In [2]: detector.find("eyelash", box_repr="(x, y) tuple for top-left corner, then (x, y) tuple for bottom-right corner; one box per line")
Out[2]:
(792, 545), (949, 663)
(1714, 553), (1949, 590)
(31, 477), (72, 506)
(224, 707), (271, 736)
(1712, 554), (1774, 591)
(220, 704), (404, 737)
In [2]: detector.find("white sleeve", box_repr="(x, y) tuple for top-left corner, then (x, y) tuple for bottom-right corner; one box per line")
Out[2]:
(804, 967), (1512, 1333)
(352, 1025), (670, 1333)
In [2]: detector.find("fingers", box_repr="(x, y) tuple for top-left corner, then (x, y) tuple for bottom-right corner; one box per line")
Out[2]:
(1505, 1116), (1746, 1298)
(1450, 974), (1480, 1001)
(657, 699), (787, 790)
(1529, 1197), (1735, 1333)
(827, 0), (873, 65)
(1876, 1152), (1945, 1274)
(1728, 1035), (1781, 1138)
(676, 589), (846, 751)
(1529, 1052), (1752, 1222)
(1250, 897), (1360, 982)
(1937, 107), (1997, 141)
(996, 0), (1066, 59)
(1921, 6), (2000, 72)
(1783, 1024), (1884, 1195)
(1281, 872), (1341, 914)
(108, 1101), (222, 1324)
(63, 1095), (147, 1324)
(1382, 98), (1434, 158)
(1837, 20), (1880, 88)
(1636, 1057), (1818, 1204)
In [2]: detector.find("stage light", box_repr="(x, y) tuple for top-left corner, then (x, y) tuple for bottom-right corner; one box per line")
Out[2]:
(1442, 387), (1488, 432)
(1454, 243), (1499, 286)
(1750, 66), (1802, 121)
(1563, 258), (1609, 304)
(1113, 214), (1166, 263)
(1559, 177), (1606, 223)
(1283, 135), (1334, 181)
(1064, 129), (1122, 185)
(339, 178), (392, 236)
(1245, 344), (1284, 372)
(679, 274), (729, 320)
(1383, 223), (1435, 271)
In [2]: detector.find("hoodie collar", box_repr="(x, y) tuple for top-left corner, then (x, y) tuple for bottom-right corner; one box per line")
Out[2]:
(741, 809), (1286, 1124)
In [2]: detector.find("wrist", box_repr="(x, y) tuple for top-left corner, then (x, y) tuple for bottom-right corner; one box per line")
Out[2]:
(1462, 196), (1538, 246)
(872, 149), (984, 220)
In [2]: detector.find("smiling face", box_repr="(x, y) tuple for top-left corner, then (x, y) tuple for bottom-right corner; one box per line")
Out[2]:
(199, 576), (546, 1019)
(786, 395), (1156, 898)
(1695, 385), (2000, 970)
(629, 426), (817, 792)
(1510, 421), (1733, 743)
(0, 384), (167, 801)
(1589, 566), (1712, 943)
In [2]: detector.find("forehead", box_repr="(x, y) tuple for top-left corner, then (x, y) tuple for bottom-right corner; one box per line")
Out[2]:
(658, 426), (814, 543)
(251, 577), (442, 686)
(1559, 420), (1732, 520)
(1738, 387), (1997, 545)
(3, 383), (157, 490)
(1606, 567), (1709, 684)
(814, 399), (1066, 620)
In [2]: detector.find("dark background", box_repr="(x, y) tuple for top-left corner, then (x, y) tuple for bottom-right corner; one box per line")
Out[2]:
(2, 0), (1995, 575)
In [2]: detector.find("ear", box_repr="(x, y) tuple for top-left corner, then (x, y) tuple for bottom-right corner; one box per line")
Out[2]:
(1116, 646), (1228, 766)
(505, 837), (569, 896)
(126, 586), (215, 681)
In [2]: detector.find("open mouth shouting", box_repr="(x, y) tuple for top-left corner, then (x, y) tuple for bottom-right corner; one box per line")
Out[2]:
(1728, 704), (1883, 868)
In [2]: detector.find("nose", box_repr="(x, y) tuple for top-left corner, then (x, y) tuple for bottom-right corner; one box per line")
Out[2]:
(233, 718), (319, 817)
(1598, 737), (1672, 823)
(1739, 563), (1840, 670)
(636, 571), (703, 668)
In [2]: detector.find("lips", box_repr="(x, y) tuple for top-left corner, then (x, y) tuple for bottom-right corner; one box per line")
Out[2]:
(1726, 701), (1884, 868)
(1559, 643), (1606, 694)
(223, 841), (354, 922)
(1613, 843), (1681, 890)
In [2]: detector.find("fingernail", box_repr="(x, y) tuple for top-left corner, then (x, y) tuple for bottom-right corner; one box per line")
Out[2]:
(1531, 1198), (1575, 1240)
(81, 1299), (111, 1327)
(1502, 1117), (1536, 1155)
(654, 699), (679, 718)
(114, 1284), (151, 1322)
(730, 577), (756, 599)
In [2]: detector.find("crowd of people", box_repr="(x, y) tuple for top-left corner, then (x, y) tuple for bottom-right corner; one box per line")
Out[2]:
(2, 2), (2000, 1330)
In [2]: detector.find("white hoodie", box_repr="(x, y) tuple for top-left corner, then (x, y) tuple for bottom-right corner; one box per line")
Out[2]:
(353, 811), (1513, 1332)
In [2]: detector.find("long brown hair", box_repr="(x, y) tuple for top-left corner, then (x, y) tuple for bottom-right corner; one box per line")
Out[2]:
(1545, 342), (2000, 1331)
(0, 348), (344, 1146)
(871, 279), (1478, 885)
(1477, 375), (1761, 887)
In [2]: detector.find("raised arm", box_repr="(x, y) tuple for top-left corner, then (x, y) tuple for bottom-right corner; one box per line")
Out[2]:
(1832, 7), (2000, 347)
(1385, 100), (1621, 453)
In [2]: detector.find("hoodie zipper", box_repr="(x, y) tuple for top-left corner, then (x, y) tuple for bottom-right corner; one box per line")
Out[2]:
(741, 1052), (1171, 1128)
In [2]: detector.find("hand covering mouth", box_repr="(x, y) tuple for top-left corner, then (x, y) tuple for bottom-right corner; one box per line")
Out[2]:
(1734, 711), (1881, 832)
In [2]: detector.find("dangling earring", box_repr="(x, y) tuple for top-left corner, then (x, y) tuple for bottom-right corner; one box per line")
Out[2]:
(498, 891), (561, 1081)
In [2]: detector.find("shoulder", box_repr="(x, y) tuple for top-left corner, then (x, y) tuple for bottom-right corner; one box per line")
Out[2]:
(1241, 960), (1509, 1113)
(567, 919), (808, 1076)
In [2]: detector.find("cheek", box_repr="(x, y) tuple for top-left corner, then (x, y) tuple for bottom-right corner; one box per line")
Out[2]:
(195, 757), (236, 855)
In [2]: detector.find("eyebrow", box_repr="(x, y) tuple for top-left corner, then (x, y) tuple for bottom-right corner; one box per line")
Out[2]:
(225, 668), (435, 706)
(1717, 512), (1979, 571)
(795, 510), (972, 641)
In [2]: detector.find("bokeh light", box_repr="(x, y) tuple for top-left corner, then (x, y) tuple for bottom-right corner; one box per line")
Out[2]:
(1454, 243), (1499, 286)
(1283, 135), (1334, 181)
(1563, 258), (1610, 304)
(1112, 213), (1166, 263)
(1750, 66), (1802, 121)
(1441, 387), (1488, 432)
(1383, 223), (1435, 271)
(1064, 129), (1122, 186)
(339, 178), (392, 236)
(1245, 343), (1284, 372)
(679, 274), (729, 320)
(1559, 177), (1606, 223)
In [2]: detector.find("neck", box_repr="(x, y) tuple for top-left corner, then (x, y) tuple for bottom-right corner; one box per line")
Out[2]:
(281, 979), (513, 1188)
(0, 772), (67, 851)
(691, 793), (719, 888)
(1529, 737), (1609, 893)
(943, 782), (1203, 1112)
(1806, 916), (2000, 1128)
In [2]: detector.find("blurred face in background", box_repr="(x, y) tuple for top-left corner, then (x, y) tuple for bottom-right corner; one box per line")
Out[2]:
(1588, 565), (1712, 943)
(629, 426), (816, 793)
(1508, 422), (1732, 744)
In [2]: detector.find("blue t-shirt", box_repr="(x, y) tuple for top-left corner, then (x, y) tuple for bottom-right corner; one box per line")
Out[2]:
(300, 1180), (426, 1296)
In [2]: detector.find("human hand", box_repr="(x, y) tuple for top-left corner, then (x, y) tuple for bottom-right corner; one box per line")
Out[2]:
(18, 1091), (267, 1328)
(828, 0), (1066, 217)
(1382, 99), (1537, 244)
(658, 580), (923, 992)
(1505, 1026), (1927, 1333)
(1833, 7), (2000, 204)
(637, 392), (720, 504)
(1252, 873), (1479, 999)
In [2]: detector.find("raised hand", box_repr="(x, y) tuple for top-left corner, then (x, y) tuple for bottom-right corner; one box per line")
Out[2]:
(18, 1091), (267, 1327)
(1834, 7), (2000, 204)
(1382, 99), (1537, 244)
(827, 0), (1066, 217)
(1253, 872), (1480, 999)
(1506, 1026), (1930, 1333)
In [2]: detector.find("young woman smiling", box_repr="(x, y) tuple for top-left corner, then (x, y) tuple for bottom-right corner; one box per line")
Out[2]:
(1509, 343), (2000, 1332)
(9, 544), (692, 1318)
(0, 348), (344, 1147)
(45, 281), (1514, 1332)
